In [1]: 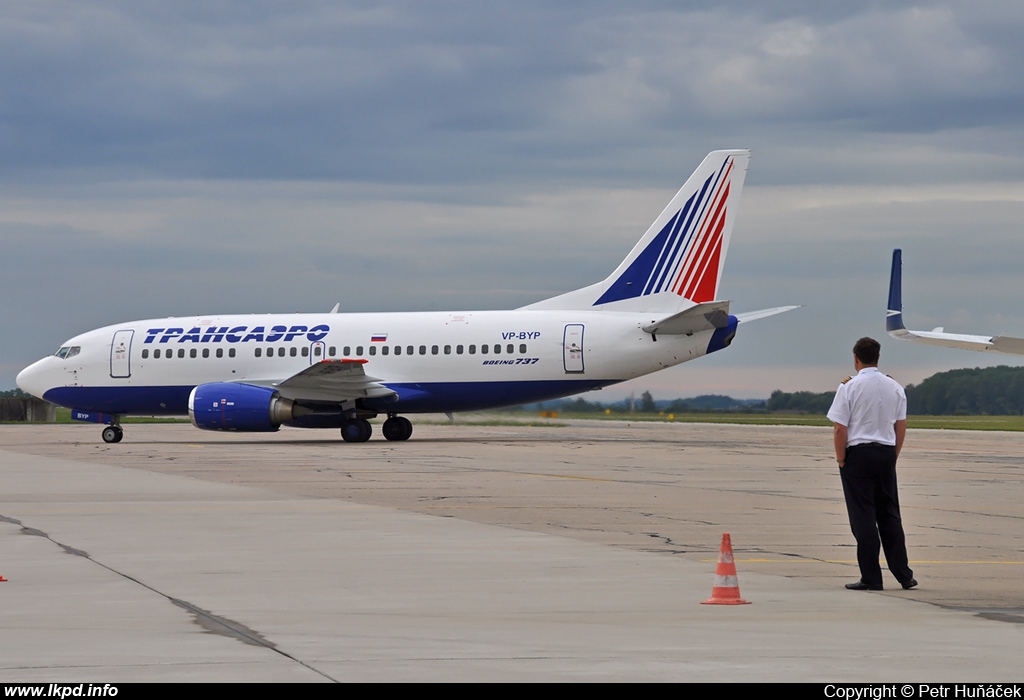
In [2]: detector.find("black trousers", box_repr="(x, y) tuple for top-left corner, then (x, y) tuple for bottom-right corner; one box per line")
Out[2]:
(840, 442), (914, 587)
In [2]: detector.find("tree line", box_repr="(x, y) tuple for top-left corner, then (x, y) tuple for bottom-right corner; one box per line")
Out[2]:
(767, 365), (1024, 416)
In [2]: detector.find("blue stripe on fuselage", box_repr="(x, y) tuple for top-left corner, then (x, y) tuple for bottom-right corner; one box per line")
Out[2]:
(45, 386), (195, 416)
(364, 379), (616, 413)
(44, 379), (619, 417)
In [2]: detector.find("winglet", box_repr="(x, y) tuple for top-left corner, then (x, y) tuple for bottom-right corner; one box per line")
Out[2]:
(886, 248), (905, 332)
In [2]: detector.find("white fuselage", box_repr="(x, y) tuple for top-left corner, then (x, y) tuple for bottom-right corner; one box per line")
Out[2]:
(17, 308), (725, 418)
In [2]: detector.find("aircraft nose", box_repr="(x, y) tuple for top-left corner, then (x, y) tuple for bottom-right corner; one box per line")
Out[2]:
(16, 358), (53, 400)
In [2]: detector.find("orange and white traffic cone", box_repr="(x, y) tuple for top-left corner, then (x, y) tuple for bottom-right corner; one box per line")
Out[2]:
(702, 532), (749, 605)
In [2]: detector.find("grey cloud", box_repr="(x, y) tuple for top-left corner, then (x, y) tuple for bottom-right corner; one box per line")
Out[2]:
(4, 2), (1023, 186)
(4, 1), (1024, 395)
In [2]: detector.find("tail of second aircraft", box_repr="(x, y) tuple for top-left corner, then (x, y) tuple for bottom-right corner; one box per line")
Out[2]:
(523, 149), (750, 313)
(886, 248), (906, 332)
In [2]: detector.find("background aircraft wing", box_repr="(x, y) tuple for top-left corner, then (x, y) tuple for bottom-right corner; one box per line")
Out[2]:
(887, 248), (1024, 356)
(259, 359), (398, 402)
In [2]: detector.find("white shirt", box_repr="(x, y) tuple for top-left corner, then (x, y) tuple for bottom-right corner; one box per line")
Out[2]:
(827, 367), (907, 447)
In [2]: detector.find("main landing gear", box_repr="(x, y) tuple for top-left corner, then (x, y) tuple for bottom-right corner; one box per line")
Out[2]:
(382, 415), (413, 442)
(101, 423), (124, 444)
(340, 415), (413, 442)
(340, 417), (373, 443)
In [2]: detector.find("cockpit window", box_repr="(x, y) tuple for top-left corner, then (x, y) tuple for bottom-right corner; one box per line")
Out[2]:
(54, 346), (80, 359)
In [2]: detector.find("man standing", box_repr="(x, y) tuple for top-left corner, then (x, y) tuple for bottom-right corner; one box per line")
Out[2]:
(827, 337), (917, 591)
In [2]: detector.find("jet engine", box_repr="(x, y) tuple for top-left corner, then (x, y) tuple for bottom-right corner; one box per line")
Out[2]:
(188, 382), (309, 431)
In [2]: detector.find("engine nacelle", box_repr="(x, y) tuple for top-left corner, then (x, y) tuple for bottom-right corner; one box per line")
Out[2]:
(188, 382), (305, 432)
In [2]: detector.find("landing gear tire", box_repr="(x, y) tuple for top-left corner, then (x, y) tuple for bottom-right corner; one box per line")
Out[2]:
(102, 426), (123, 444)
(382, 416), (413, 441)
(340, 418), (372, 443)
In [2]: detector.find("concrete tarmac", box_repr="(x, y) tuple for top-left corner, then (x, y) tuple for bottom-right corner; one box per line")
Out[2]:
(1, 421), (1022, 681)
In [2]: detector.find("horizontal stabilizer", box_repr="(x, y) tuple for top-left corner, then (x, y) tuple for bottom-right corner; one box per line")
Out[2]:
(642, 301), (731, 336)
(734, 305), (800, 324)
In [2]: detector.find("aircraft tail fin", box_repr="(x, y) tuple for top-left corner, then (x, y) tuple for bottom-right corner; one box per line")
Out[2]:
(522, 149), (750, 312)
(886, 248), (906, 332)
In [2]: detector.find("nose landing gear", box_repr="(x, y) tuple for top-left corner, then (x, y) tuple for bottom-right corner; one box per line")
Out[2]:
(101, 424), (124, 443)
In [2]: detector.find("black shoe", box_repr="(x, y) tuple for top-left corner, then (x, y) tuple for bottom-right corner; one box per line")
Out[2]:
(846, 580), (883, 590)
(901, 578), (918, 590)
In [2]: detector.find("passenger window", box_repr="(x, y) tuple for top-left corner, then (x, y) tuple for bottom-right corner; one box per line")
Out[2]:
(456, 345), (464, 354)
(329, 346), (336, 357)
(216, 348), (223, 358)
(313, 346), (321, 357)
(431, 345), (439, 355)
(356, 346), (363, 356)
(507, 344), (514, 354)
(229, 348), (236, 358)
(382, 346), (390, 356)
(142, 349), (149, 359)
(444, 345), (451, 355)
(343, 346), (350, 356)
(369, 346), (376, 356)
(176, 349), (183, 358)
(190, 348), (198, 358)
(290, 347), (297, 357)
(494, 344), (501, 355)
(520, 344), (527, 354)
(468, 345), (476, 354)
(154, 349), (161, 359)
(419, 345), (426, 355)
(481, 345), (488, 354)
(278, 347), (285, 357)
(394, 346), (401, 356)
(407, 345), (414, 356)
(255, 348), (262, 357)
(203, 348), (210, 358)
(302, 346), (309, 357)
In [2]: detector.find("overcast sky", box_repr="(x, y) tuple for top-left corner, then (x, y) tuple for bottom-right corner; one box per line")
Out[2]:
(3, 1), (1024, 400)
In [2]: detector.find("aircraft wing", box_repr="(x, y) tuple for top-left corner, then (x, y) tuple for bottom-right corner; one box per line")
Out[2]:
(258, 359), (398, 403)
(887, 248), (1024, 356)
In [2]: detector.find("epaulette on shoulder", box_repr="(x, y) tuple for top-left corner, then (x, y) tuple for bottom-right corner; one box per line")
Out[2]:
(840, 376), (852, 384)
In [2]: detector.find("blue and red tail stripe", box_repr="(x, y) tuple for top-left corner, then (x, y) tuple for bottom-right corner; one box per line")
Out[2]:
(675, 166), (732, 302)
(594, 154), (736, 306)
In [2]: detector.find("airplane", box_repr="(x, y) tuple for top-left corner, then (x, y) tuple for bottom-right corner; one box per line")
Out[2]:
(887, 248), (1024, 355)
(17, 149), (796, 444)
